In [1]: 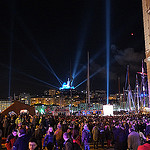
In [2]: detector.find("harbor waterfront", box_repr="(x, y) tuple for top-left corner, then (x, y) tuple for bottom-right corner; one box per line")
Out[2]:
(0, 0), (150, 150)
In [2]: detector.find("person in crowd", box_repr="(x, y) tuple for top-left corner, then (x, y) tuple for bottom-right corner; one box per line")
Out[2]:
(72, 127), (81, 147)
(92, 123), (99, 149)
(104, 122), (111, 149)
(34, 125), (43, 150)
(79, 122), (84, 140)
(128, 127), (141, 150)
(67, 124), (73, 140)
(12, 128), (30, 150)
(113, 122), (128, 150)
(145, 120), (150, 136)
(54, 123), (63, 150)
(3, 115), (9, 137)
(15, 115), (22, 128)
(63, 132), (73, 150)
(137, 120), (146, 134)
(5, 129), (18, 150)
(28, 137), (39, 150)
(17, 122), (22, 132)
(43, 127), (55, 150)
(138, 133), (150, 150)
(82, 124), (91, 150)
(26, 124), (33, 138)
(0, 127), (2, 150)
(62, 121), (68, 133)
(138, 129), (146, 145)
(99, 123), (105, 149)
(7, 120), (16, 136)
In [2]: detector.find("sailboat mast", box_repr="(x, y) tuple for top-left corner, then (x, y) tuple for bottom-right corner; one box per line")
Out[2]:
(128, 65), (131, 111)
(136, 74), (139, 111)
(87, 51), (90, 104)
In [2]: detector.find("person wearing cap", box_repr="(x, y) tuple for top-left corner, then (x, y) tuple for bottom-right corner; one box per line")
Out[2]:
(138, 133), (150, 150)
(28, 137), (39, 150)
(12, 128), (30, 150)
(5, 129), (18, 150)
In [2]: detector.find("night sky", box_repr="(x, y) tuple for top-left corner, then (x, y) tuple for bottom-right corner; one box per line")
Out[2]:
(0, 0), (145, 98)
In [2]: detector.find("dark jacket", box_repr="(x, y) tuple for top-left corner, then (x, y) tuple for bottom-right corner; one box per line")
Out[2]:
(145, 124), (150, 136)
(12, 134), (30, 150)
(5, 134), (17, 150)
(82, 129), (91, 145)
(43, 132), (54, 147)
(113, 127), (128, 150)
(64, 139), (73, 150)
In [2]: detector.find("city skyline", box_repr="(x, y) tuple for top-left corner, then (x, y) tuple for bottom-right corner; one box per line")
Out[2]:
(0, 0), (145, 98)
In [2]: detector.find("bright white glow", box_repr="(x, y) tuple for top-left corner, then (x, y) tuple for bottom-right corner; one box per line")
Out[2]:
(103, 104), (113, 116)
(144, 107), (150, 112)
(147, 57), (150, 61)
(20, 110), (28, 114)
(59, 78), (74, 90)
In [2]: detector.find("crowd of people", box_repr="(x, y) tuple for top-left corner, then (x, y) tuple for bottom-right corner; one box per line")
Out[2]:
(0, 112), (150, 150)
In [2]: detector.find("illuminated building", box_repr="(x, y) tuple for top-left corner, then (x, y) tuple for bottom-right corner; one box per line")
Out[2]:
(19, 93), (31, 105)
(90, 90), (106, 104)
(142, 0), (150, 106)
(44, 89), (56, 96)
(30, 96), (54, 106)
(0, 99), (13, 112)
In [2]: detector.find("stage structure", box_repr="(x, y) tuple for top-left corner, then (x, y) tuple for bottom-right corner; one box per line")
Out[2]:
(142, 0), (150, 107)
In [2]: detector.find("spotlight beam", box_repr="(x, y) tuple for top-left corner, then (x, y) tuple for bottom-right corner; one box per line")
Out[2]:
(8, 0), (15, 100)
(0, 24), (63, 86)
(75, 58), (116, 89)
(13, 77), (56, 89)
(74, 47), (105, 79)
(31, 53), (63, 83)
(14, 38), (63, 84)
(75, 65), (105, 89)
(0, 63), (59, 89)
(74, 65), (86, 78)
(106, 0), (110, 104)
(73, 5), (94, 78)
(17, 16), (62, 85)
(22, 71), (59, 89)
